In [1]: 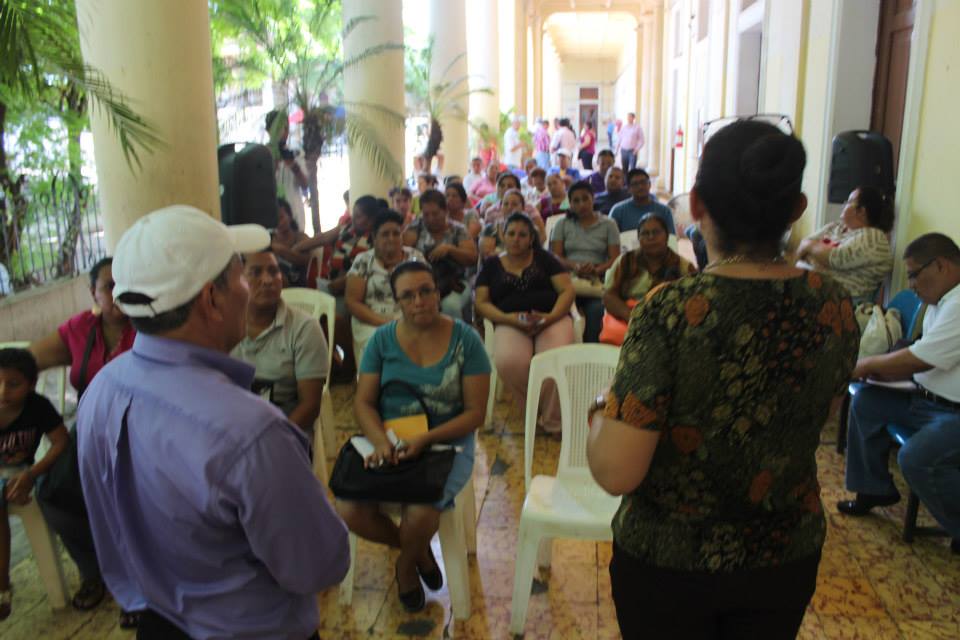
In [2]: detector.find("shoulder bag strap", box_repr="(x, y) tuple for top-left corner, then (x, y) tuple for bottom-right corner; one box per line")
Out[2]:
(75, 323), (98, 399)
(379, 379), (432, 425)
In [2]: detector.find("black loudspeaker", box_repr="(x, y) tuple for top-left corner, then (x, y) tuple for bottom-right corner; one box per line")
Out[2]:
(218, 142), (278, 227)
(827, 131), (895, 204)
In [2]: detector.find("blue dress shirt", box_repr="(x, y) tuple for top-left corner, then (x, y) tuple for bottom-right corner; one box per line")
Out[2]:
(610, 199), (676, 234)
(78, 333), (349, 639)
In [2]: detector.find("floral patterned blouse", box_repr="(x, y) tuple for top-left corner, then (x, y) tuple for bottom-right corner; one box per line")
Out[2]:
(603, 270), (859, 572)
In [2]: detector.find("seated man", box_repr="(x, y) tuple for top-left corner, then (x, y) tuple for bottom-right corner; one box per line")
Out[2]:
(839, 233), (960, 553)
(232, 250), (329, 434)
(587, 149), (616, 194)
(547, 149), (582, 182)
(593, 166), (630, 216)
(610, 168), (675, 234)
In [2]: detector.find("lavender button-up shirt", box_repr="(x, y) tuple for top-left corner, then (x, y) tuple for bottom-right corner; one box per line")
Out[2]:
(78, 333), (349, 640)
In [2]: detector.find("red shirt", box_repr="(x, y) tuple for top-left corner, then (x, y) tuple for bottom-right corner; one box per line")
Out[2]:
(57, 310), (136, 391)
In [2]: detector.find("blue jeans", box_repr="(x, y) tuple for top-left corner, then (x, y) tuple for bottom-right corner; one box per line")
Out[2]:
(621, 149), (637, 171)
(845, 385), (960, 537)
(577, 297), (604, 343)
(535, 151), (551, 170)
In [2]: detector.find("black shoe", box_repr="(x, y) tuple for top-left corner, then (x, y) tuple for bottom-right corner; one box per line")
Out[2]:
(396, 563), (425, 612)
(836, 492), (901, 516)
(417, 547), (443, 591)
(71, 578), (106, 611)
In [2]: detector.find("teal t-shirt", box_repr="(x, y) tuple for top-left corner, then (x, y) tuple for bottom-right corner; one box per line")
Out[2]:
(360, 319), (491, 434)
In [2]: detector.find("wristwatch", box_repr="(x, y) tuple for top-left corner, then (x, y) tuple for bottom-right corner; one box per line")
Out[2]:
(588, 393), (607, 424)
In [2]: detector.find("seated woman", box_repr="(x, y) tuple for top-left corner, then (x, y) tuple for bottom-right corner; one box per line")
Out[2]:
(549, 181), (620, 342)
(346, 210), (425, 359)
(475, 213), (576, 433)
(444, 182), (482, 240)
(796, 185), (894, 302)
(403, 189), (477, 320)
(390, 186), (415, 225)
(336, 261), (490, 612)
(587, 120), (859, 640)
(538, 173), (570, 219)
(231, 250), (329, 433)
(479, 189), (536, 259)
(270, 198), (310, 286)
(600, 213), (697, 346)
(28, 257), (137, 625)
(469, 160), (499, 203)
(478, 172), (522, 216)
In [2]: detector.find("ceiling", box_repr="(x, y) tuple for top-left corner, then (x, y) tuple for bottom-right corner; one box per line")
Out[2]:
(543, 11), (638, 60)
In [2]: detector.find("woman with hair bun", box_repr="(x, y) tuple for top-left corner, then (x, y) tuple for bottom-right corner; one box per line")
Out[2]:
(796, 185), (894, 302)
(587, 120), (860, 639)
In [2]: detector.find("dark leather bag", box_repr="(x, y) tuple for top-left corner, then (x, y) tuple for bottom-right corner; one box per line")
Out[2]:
(329, 380), (456, 504)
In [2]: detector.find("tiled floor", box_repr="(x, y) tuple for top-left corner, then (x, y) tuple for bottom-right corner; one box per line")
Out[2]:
(2, 381), (958, 639)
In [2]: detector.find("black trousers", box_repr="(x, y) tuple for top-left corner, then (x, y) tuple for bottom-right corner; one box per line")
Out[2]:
(609, 543), (820, 640)
(137, 610), (321, 640)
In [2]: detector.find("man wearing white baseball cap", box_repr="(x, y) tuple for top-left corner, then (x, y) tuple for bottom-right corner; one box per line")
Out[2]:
(76, 205), (349, 639)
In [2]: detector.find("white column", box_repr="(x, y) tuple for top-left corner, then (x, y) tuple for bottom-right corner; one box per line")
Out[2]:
(532, 16), (544, 118)
(652, 7), (667, 189)
(430, 0), (469, 177)
(467, 0), (500, 135)
(75, 0), (220, 250)
(514, 1), (528, 118)
(342, 0), (405, 201)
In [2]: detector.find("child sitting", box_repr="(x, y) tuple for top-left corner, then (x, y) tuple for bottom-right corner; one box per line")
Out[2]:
(0, 348), (69, 620)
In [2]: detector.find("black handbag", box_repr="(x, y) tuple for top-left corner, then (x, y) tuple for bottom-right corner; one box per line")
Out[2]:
(329, 380), (456, 504)
(37, 326), (96, 515)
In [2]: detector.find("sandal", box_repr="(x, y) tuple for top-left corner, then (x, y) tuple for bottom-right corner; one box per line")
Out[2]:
(417, 546), (443, 591)
(395, 562), (425, 613)
(0, 588), (11, 621)
(71, 578), (106, 611)
(119, 609), (142, 629)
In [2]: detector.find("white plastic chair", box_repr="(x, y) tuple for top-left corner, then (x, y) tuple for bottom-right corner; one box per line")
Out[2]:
(544, 215), (561, 246)
(338, 473), (477, 620)
(481, 309), (585, 427)
(509, 344), (622, 635)
(279, 288), (337, 477)
(8, 499), (69, 609)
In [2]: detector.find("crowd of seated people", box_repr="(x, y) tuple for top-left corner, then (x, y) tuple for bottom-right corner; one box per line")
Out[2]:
(10, 121), (960, 638)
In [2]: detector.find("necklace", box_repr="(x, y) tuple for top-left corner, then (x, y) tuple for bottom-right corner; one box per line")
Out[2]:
(705, 254), (786, 270)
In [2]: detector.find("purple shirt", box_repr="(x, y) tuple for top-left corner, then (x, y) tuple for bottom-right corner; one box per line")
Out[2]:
(533, 127), (550, 153)
(588, 171), (606, 194)
(618, 123), (645, 151)
(77, 333), (349, 639)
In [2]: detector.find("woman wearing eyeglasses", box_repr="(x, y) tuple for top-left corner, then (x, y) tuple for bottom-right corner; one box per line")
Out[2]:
(345, 210), (425, 360)
(337, 261), (490, 613)
(795, 185), (894, 303)
(600, 213), (697, 346)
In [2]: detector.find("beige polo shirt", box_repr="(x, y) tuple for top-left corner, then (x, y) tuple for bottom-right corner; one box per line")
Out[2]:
(231, 301), (329, 415)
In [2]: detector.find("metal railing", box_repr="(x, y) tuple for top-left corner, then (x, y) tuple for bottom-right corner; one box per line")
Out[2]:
(0, 175), (106, 296)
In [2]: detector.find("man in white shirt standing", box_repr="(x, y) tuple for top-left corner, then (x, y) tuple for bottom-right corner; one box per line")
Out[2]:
(266, 110), (309, 232)
(503, 117), (524, 171)
(615, 112), (645, 172)
(839, 233), (960, 553)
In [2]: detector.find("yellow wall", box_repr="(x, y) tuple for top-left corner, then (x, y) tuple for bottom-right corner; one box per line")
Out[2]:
(904, 1), (960, 244)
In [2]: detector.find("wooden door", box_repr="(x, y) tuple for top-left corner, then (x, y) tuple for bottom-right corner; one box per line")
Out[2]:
(871, 0), (915, 173)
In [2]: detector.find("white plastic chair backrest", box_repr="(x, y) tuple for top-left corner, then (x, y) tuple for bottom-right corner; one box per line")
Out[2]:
(619, 230), (639, 253)
(280, 288), (336, 392)
(482, 318), (495, 359)
(523, 344), (620, 494)
(309, 246), (324, 281)
(545, 215), (561, 246)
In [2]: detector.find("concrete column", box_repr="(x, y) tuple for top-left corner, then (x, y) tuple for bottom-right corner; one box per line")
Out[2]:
(651, 7), (666, 189)
(342, 0), (405, 201)
(430, 0), (469, 176)
(514, 1), (528, 118)
(467, 0), (500, 135)
(75, 0), (220, 251)
(532, 16), (544, 118)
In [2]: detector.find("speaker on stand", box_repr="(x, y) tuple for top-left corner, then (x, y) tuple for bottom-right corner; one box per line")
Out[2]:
(218, 142), (278, 228)
(827, 131), (895, 204)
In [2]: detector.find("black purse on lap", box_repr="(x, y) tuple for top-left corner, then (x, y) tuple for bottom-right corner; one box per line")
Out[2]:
(329, 380), (456, 504)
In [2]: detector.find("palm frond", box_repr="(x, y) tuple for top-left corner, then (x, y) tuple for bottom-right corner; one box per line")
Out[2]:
(341, 15), (375, 40)
(341, 100), (406, 129)
(340, 42), (405, 72)
(343, 112), (403, 184)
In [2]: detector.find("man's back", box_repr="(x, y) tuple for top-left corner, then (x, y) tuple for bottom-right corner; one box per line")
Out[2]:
(78, 334), (348, 639)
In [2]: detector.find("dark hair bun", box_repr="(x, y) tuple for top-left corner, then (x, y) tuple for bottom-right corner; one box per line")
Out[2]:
(695, 121), (806, 253)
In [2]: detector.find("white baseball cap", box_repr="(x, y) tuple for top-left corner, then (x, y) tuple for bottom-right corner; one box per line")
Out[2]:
(113, 205), (270, 317)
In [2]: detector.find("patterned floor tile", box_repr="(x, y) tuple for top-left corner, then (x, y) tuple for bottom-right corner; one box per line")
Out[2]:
(810, 577), (888, 617)
(817, 613), (904, 639)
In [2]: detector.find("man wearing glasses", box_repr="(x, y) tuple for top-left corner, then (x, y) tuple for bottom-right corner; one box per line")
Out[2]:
(609, 168), (675, 235)
(839, 233), (960, 554)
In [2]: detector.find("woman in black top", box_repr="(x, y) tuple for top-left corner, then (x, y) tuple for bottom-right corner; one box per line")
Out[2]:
(475, 213), (576, 432)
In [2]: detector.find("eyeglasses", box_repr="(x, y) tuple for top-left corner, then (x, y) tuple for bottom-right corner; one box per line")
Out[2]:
(396, 286), (438, 303)
(638, 229), (665, 239)
(907, 259), (936, 281)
